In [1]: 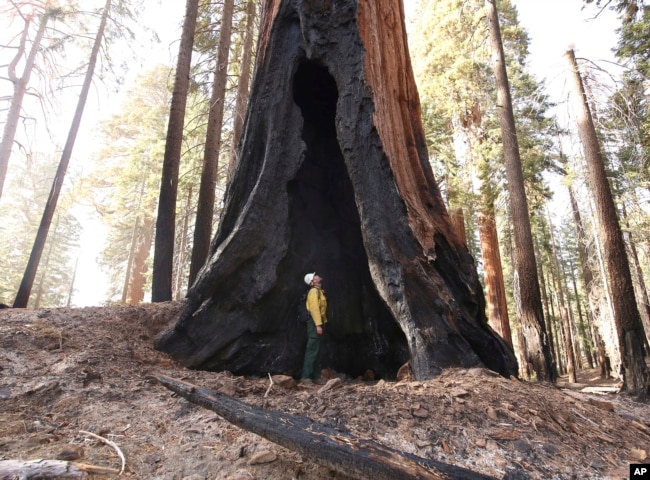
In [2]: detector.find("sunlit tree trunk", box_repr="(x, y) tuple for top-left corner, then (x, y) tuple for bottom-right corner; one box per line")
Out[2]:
(122, 216), (140, 303)
(485, 0), (555, 381)
(188, 0), (235, 287)
(152, 0), (200, 302)
(0, 11), (49, 200)
(565, 48), (648, 397)
(478, 206), (512, 348)
(129, 216), (155, 304)
(13, 0), (111, 308)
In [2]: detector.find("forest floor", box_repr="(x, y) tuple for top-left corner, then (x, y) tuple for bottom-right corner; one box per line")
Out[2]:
(1, 302), (649, 480)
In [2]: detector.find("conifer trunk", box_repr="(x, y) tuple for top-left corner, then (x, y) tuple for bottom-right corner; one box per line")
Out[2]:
(478, 208), (512, 348)
(565, 48), (648, 397)
(188, 0), (236, 286)
(152, 0), (200, 302)
(228, 0), (258, 181)
(484, 0), (554, 381)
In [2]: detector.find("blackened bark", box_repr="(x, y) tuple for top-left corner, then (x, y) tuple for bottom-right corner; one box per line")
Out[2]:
(155, 374), (499, 480)
(155, 0), (518, 381)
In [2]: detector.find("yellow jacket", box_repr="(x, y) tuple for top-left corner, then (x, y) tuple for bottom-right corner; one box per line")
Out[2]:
(306, 287), (328, 326)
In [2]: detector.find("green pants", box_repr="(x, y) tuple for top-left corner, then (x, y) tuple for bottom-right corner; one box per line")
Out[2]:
(302, 320), (322, 379)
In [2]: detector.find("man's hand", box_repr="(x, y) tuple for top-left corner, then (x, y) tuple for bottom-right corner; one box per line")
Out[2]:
(316, 325), (323, 335)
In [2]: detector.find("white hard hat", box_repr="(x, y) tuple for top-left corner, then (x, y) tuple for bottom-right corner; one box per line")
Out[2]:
(304, 272), (315, 285)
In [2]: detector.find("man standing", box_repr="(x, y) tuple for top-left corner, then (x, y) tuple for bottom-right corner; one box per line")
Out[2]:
(302, 272), (328, 384)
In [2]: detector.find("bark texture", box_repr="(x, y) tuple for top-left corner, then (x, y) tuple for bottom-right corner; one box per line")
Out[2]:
(188, 0), (235, 286)
(484, 0), (554, 381)
(478, 209), (512, 348)
(152, 0), (200, 302)
(565, 48), (648, 397)
(155, 0), (518, 380)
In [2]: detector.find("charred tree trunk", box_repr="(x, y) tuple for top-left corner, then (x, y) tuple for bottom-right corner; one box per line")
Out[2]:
(155, 374), (498, 480)
(155, 0), (518, 380)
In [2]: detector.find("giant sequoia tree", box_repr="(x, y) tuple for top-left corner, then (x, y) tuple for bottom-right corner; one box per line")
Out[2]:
(155, 0), (518, 380)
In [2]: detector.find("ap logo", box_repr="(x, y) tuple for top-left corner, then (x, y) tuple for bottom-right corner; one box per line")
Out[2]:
(631, 464), (650, 478)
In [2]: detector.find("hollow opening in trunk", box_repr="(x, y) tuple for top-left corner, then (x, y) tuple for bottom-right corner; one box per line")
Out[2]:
(287, 59), (409, 379)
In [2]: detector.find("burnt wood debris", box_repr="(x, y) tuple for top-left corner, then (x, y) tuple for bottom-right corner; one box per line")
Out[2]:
(154, 0), (518, 381)
(155, 374), (501, 480)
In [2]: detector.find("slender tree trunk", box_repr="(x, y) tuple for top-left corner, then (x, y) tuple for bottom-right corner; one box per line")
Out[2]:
(567, 176), (607, 373)
(66, 258), (79, 307)
(13, 0), (111, 308)
(478, 207), (512, 347)
(547, 211), (577, 382)
(173, 186), (193, 300)
(228, 0), (258, 182)
(567, 259), (594, 368)
(0, 13), (49, 200)
(565, 48), (648, 397)
(485, 0), (554, 381)
(122, 216), (140, 303)
(188, 0), (236, 287)
(129, 216), (155, 304)
(536, 244), (558, 373)
(152, 0), (200, 302)
(535, 246), (564, 374)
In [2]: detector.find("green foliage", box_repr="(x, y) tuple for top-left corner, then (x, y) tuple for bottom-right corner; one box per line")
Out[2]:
(407, 0), (558, 261)
(86, 65), (175, 301)
(0, 155), (80, 307)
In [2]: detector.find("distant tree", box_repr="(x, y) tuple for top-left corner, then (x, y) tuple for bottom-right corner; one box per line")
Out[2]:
(13, 0), (112, 308)
(0, 4), (64, 200)
(0, 153), (79, 307)
(227, 0), (258, 181)
(88, 65), (172, 303)
(152, 0), (200, 302)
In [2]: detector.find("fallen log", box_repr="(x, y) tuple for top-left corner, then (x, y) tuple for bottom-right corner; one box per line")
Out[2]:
(155, 374), (498, 480)
(0, 459), (119, 479)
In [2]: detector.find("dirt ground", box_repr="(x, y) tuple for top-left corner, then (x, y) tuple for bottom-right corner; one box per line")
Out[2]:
(1, 302), (649, 479)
